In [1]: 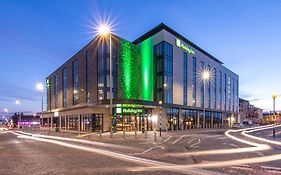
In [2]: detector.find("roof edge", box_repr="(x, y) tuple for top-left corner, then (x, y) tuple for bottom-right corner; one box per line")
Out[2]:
(133, 23), (223, 64)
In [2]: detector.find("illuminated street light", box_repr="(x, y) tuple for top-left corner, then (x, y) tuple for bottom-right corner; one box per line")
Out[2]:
(98, 24), (111, 36)
(202, 70), (210, 80)
(15, 100), (21, 128)
(97, 23), (113, 138)
(36, 83), (44, 92)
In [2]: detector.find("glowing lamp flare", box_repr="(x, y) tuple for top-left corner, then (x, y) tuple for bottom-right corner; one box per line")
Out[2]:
(15, 100), (20, 105)
(202, 71), (210, 80)
(36, 83), (44, 91)
(98, 24), (111, 36)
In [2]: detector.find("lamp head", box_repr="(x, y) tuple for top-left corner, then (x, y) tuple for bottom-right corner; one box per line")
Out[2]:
(98, 24), (110, 36)
(36, 83), (44, 91)
(202, 71), (210, 80)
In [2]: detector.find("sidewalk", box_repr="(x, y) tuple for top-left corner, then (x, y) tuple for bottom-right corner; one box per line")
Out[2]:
(18, 127), (228, 144)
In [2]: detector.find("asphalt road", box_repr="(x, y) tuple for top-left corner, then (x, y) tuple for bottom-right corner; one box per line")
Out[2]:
(1, 126), (281, 175)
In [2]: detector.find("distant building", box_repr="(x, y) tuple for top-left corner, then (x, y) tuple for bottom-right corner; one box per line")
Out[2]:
(263, 111), (280, 124)
(11, 113), (40, 127)
(239, 98), (263, 124)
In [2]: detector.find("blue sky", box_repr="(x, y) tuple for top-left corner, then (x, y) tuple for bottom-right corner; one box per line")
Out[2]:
(1, 0), (281, 115)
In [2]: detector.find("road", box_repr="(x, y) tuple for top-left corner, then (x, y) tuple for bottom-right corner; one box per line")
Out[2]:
(1, 125), (281, 175)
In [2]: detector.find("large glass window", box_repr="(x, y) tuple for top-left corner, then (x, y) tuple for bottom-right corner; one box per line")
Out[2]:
(154, 41), (173, 104)
(200, 61), (204, 107)
(228, 76), (231, 111)
(182, 109), (196, 129)
(86, 51), (90, 102)
(62, 68), (67, 107)
(219, 71), (222, 109)
(183, 52), (188, 106)
(166, 108), (179, 130)
(236, 80), (239, 111)
(97, 41), (117, 100)
(232, 78), (235, 111)
(73, 60), (79, 105)
(213, 68), (217, 109)
(192, 57), (196, 106)
(207, 65), (211, 108)
(224, 74), (227, 110)
(54, 74), (58, 108)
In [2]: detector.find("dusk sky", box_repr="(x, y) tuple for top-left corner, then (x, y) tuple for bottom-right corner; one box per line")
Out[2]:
(1, 0), (281, 115)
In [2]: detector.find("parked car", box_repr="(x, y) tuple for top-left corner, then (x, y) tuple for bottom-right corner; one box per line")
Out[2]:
(232, 123), (244, 128)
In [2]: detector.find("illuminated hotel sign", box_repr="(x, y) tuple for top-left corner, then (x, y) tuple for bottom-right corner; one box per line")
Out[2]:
(116, 107), (143, 114)
(175, 38), (195, 55)
(46, 79), (50, 90)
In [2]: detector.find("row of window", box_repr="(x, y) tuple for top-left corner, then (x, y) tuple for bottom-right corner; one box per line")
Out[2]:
(49, 40), (238, 112)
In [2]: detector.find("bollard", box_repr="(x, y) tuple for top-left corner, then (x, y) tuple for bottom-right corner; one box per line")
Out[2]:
(154, 129), (157, 141)
(145, 130), (147, 139)
(273, 128), (276, 137)
(135, 130), (137, 139)
(110, 127), (113, 139)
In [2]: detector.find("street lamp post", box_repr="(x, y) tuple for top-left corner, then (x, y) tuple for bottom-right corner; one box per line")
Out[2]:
(272, 94), (277, 132)
(37, 83), (44, 131)
(98, 24), (113, 138)
(3, 108), (8, 125)
(272, 94), (277, 114)
(15, 100), (21, 128)
(202, 71), (210, 129)
(159, 100), (162, 136)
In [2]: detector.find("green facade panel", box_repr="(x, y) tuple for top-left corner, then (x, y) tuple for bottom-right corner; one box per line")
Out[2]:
(139, 38), (154, 101)
(118, 39), (139, 99)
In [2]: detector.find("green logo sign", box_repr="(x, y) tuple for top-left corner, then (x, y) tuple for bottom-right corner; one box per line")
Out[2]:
(176, 38), (195, 55)
(46, 79), (50, 90)
(117, 108), (143, 114)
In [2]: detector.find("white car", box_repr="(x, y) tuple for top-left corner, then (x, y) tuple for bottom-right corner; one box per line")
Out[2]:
(232, 123), (244, 128)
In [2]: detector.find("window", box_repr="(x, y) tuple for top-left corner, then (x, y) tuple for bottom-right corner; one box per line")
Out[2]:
(228, 76), (231, 111)
(200, 61), (204, 107)
(62, 68), (67, 107)
(86, 51), (90, 102)
(183, 52), (188, 106)
(224, 74), (227, 110)
(236, 80), (239, 111)
(54, 74), (58, 108)
(207, 65), (211, 108)
(97, 41), (117, 100)
(232, 78), (235, 111)
(154, 41), (173, 104)
(192, 57), (196, 106)
(213, 68), (217, 109)
(73, 60), (78, 105)
(219, 71), (222, 109)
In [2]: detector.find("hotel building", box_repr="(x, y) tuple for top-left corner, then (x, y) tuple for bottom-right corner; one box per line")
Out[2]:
(42, 23), (239, 132)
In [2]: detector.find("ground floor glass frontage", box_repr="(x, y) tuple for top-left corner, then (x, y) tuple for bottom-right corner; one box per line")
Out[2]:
(41, 106), (235, 132)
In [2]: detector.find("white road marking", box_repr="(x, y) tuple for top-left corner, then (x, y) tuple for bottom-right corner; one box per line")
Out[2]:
(136, 125), (281, 171)
(172, 135), (189, 145)
(134, 146), (164, 155)
(15, 131), (135, 151)
(229, 143), (239, 148)
(190, 138), (201, 148)
(11, 131), (222, 175)
(162, 136), (172, 144)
